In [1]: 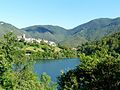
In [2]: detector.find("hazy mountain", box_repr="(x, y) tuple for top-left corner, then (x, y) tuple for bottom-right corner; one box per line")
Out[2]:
(61, 17), (120, 47)
(1, 17), (120, 47)
(22, 25), (68, 42)
(0, 21), (29, 37)
(71, 17), (120, 40)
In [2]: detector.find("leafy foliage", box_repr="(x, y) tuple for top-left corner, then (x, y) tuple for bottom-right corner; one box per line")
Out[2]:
(40, 73), (57, 90)
(58, 32), (120, 90)
(19, 41), (78, 60)
(0, 32), (56, 90)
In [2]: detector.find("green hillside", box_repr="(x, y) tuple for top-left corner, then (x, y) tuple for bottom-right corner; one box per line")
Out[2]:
(22, 25), (68, 42)
(62, 17), (120, 47)
(1, 17), (120, 47)
(22, 17), (120, 47)
(0, 21), (27, 37)
(77, 31), (120, 56)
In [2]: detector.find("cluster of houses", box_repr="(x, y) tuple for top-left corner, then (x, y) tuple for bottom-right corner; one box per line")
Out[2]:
(17, 34), (56, 46)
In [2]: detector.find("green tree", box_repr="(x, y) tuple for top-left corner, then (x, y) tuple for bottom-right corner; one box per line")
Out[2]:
(0, 32), (56, 90)
(40, 73), (57, 90)
(58, 32), (120, 90)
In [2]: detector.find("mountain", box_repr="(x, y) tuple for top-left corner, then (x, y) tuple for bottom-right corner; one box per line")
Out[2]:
(1, 17), (120, 47)
(22, 17), (120, 47)
(22, 25), (68, 42)
(0, 21), (29, 37)
(72, 17), (120, 40)
(77, 31), (120, 56)
(61, 17), (120, 47)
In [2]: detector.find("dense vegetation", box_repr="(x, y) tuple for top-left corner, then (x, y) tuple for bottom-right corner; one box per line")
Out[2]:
(0, 32), (56, 90)
(1, 31), (120, 90)
(58, 32), (120, 90)
(18, 39), (77, 60)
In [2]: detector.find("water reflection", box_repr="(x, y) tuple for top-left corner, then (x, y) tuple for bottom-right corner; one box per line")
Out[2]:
(34, 58), (80, 81)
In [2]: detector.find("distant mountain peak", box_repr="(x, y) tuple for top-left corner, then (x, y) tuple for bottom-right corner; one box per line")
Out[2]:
(0, 21), (6, 25)
(113, 17), (120, 20)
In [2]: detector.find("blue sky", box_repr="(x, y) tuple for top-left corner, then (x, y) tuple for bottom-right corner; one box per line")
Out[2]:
(0, 0), (120, 29)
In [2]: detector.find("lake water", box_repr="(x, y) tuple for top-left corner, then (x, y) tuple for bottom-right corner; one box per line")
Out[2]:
(33, 58), (80, 81)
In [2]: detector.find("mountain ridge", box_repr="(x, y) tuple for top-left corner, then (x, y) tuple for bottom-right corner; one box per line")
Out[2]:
(1, 17), (120, 47)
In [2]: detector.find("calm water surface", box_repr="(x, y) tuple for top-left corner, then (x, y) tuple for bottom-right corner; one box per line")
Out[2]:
(34, 58), (80, 81)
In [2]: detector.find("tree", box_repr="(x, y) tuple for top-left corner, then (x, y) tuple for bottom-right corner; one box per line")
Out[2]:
(40, 73), (57, 90)
(58, 32), (120, 90)
(0, 32), (56, 90)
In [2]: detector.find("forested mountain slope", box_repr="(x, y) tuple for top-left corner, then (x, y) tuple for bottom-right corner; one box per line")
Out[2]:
(0, 21), (28, 37)
(61, 17), (120, 47)
(22, 25), (68, 42)
(1, 17), (120, 47)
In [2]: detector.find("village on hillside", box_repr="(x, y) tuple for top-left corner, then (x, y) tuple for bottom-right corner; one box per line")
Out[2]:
(17, 34), (56, 46)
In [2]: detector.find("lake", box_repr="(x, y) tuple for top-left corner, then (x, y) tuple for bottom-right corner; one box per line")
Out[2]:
(33, 58), (80, 81)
